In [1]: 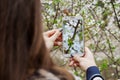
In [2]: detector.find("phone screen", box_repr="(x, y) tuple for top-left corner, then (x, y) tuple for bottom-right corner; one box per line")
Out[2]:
(62, 16), (84, 57)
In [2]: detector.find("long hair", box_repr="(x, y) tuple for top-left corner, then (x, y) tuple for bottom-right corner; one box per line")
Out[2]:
(0, 0), (74, 80)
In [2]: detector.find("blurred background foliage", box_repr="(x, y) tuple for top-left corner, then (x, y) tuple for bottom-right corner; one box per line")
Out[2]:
(41, 0), (120, 80)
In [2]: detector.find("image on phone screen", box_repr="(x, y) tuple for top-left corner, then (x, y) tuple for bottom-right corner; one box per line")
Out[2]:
(62, 16), (84, 57)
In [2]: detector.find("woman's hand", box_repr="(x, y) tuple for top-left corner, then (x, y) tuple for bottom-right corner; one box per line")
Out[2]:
(69, 47), (97, 71)
(43, 29), (62, 51)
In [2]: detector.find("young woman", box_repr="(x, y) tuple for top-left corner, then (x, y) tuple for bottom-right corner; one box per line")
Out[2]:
(0, 0), (104, 80)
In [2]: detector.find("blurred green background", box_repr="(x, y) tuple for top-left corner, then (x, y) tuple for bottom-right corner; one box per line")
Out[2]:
(41, 0), (120, 80)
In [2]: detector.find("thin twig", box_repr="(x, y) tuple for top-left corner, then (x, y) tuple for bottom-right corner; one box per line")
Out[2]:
(110, 0), (120, 29)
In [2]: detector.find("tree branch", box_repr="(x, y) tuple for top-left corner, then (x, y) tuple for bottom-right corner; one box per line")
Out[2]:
(66, 20), (81, 54)
(110, 0), (120, 29)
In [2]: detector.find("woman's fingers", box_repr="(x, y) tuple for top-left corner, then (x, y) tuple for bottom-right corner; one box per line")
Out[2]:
(84, 47), (94, 59)
(73, 55), (84, 62)
(69, 61), (80, 67)
(54, 42), (62, 46)
(69, 57), (81, 67)
(69, 61), (74, 66)
(43, 29), (56, 36)
(50, 30), (61, 41)
(55, 34), (62, 41)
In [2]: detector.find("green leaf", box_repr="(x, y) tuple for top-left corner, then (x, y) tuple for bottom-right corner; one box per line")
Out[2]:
(102, 10), (109, 20)
(54, 20), (57, 24)
(68, 38), (73, 46)
(89, 44), (95, 50)
(100, 60), (108, 71)
(53, 0), (61, 4)
(114, 3), (120, 8)
(107, 39), (110, 45)
(95, 1), (104, 7)
(79, 32), (83, 41)
(74, 71), (79, 76)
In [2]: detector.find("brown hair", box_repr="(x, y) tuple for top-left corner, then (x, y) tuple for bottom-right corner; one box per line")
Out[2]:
(0, 0), (74, 80)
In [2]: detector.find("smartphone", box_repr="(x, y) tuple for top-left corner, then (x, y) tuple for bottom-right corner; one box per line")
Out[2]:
(62, 16), (84, 57)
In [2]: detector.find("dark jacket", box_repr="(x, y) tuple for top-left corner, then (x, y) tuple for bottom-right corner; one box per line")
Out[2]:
(86, 66), (104, 80)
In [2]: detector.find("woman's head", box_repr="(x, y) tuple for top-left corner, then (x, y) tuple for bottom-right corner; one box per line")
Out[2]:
(0, 0), (52, 80)
(0, 0), (74, 80)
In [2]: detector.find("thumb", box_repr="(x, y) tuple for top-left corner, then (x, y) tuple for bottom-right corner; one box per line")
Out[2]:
(50, 30), (61, 41)
(84, 47), (94, 58)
